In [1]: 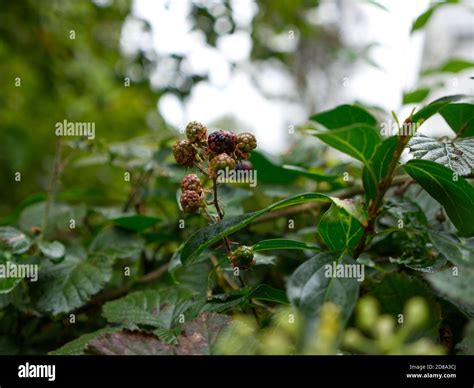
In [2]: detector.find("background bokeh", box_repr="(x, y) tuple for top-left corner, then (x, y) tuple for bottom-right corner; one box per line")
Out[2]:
(1, 0), (473, 216)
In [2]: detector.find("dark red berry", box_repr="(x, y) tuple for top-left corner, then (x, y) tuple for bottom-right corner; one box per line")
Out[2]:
(180, 190), (202, 213)
(181, 174), (203, 195)
(207, 130), (237, 154)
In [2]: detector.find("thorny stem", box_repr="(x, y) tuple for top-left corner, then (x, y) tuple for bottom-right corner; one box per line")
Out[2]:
(211, 176), (260, 325)
(352, 118), (415, 259)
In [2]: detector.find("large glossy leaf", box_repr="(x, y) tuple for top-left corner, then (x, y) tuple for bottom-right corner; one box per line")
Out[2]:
(249, 151), (337, 184)
(424, 59), (474, 76)
(38, 240), (66, 261)
(312, 124), (381, 167)
(403, 88), (430, 104)
(318, 204), (363, 251)
(180, 193), (330, 265)
(456, 320), (474, 355)
(0, 227), (32, 254)
(0, 254), (23, 294)
(408, 134), (474, 176)
(427, 266), (474, 308)
(252, 239), (320, 252)
(287, 252), (360, 324)
(309, 104), (377, 129)
(362, 136), (398, 202)
(439, 103), (474, 138)
(429, 232), (474, 268)
(403, 160), (474, 236)
(49, 327), (124, 355)
(411, 95), (467, 124)
(247, 284), (289, 304)
(102, 289), (196, 329)
(368, 273), (441, 340)
(411, 0), (458, 33)
(33, 249), (114, 315)
(111, 215), (161, 232)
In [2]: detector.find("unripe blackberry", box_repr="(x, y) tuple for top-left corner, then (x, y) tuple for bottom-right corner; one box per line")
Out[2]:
(209, 153), (236, 176)
(236, 132), (257, 153)
(181, 174), (203, 195)
(186, 121), (208, 144)
(180, 190), (202, 213)
(173, 140), (197, 167)
(207, 130), (237, 154)
(229, 245), (255, 270)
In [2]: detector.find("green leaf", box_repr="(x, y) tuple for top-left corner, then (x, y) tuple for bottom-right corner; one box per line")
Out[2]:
(33, 249), (114, 315)
(287, 252), (360, 324)
(318, 204), (363, 251)
(49, 327), (123, 355)
(0, 254), (23, 294)
(249, 151), (337, 184)
(281, 164), (339, 182)
(0, 227), (32, 254)
(87, 313), (231, 355)
(424, 58), (474, 75)
(252, 239), (320, 252)
(403, 160), (474, 236)
(368, 273), (442, 340)
(411, 95), (468, 124)
(429, 232), (474, 268)
(362, 136), (398, 202)
(19, 202), (86, 234)
(403, 88), (430, 104)
(312, 125), (381, 169)
(102, 289), (196, 329)
(439, 103), (474, 138)
(408, 134), (474, 176)
(427, 266), (474, 308)
(310, 105), (377, 129)
(247, 284), (289, 304)
(90, 227), (145, 259)
(411, 1), (458, 33)
(38, 240), (66, 261)
(181, 193), (330, 265)
(111, 215), (161, 232)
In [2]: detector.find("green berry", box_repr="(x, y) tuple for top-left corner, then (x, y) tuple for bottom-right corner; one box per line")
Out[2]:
(229, 245), (255, 270)
(173, 140), (197, 167)
(209, 153), (236, 176)
(181, 174), (203, 195)
(236, 132), (257, 153)
(180, 190), (202, 213)
(186, 121), (208, 144)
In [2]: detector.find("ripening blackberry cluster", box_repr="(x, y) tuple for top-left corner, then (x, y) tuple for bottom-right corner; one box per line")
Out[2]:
(173, 121), (257, 214)
(173, 121), (257, 270)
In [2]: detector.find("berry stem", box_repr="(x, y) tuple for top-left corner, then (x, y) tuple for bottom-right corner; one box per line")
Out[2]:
(212, 177), (231, 252)
(193, 162), (209, 177)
